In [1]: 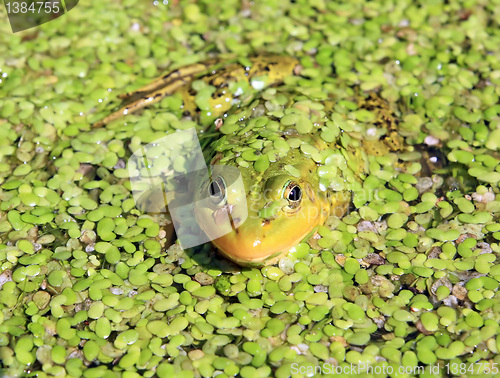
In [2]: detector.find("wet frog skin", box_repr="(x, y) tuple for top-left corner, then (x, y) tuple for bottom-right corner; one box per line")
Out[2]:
(95, 56), (406, 266)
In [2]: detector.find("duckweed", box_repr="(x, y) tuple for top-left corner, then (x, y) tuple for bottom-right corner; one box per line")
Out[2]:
(1, 0), (500, 376)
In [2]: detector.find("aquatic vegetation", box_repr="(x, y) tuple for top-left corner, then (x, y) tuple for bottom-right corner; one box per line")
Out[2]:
(0, 0), (499, 377)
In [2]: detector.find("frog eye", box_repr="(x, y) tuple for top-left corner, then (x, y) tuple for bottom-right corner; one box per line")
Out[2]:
(283, 181), (302, 211)
(208, 176), (226, 205)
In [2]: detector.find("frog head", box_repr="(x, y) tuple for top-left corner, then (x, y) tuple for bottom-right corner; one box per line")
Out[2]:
(194, 149), (333, 266)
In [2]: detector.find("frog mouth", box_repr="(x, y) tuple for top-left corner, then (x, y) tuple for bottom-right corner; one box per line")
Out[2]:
(208, 205), (325, 266)
(211, 229), (307, 266)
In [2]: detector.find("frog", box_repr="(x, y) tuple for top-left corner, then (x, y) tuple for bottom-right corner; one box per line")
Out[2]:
(94, 55), (409, 267)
